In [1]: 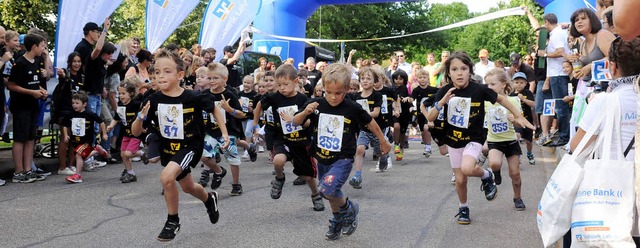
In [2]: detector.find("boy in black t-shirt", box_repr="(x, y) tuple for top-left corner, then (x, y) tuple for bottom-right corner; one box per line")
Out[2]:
(239, 75), (257, 157)
(349, 67), (385, 189)
(62, 92), (109, 183)
(252, 71), (278, 162)
(6, 34), (48, 183)
(411, 69), (439, 158)
(199, 62), (243, 195)
(511, 72), (536, 165)
(293, 64), (391, 240)
(132, 50), (224, 242)
(256, 64), (324, 211)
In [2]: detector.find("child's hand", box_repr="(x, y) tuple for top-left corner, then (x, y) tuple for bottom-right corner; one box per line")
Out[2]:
(303, 102), (319, 115)
(220, 95), (232, 112)
(517, 93), (524, 100)
(441, 87), (456, 104)
(106, 125), (114, 132)
(507, 114), (516, 123)
(40, 89), (48, 100)
(562, 95), (572, 103)
(139, 101), (151, 118)
(56, 68), (66, 78)
(380, 141), (392, 155)
(62, 135), (69, 143)
(427, 121), (435, 128)
(220, 134), (230, 150)
(279, 110), (293, 122)
(515, 115), (535, 130)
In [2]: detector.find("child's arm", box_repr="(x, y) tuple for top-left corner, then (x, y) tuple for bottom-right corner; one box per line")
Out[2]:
(252, 101), (264, 132)
(369, 106), (380, 118)
(393, 96), (401, 117)
(221, 95), (245, 119)
(132, 101), (150, 137)
(517, 94), (536, 107)
(562, 95), (575, 103)
(366, 119), (391, 155)
(62, 126), (69, 143)
(293, 102), (319, 126)
(212, 104), (230, 149)
(6, 81), (45, 99)
(427, 87), (454, 122)
(99, 122), (108, 142)
(106, 119), (118, 132)
(496, 95), (534, 130)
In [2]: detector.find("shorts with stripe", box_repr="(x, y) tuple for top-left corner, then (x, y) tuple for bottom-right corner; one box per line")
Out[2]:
(161, 147), (203, 181)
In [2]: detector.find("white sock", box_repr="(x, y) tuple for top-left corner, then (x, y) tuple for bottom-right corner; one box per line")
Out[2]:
(481, 169), (490, 179)
(459, 202), (468, 208)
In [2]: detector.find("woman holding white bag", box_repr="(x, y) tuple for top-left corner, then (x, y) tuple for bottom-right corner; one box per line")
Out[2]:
(563, 36), (640, 248)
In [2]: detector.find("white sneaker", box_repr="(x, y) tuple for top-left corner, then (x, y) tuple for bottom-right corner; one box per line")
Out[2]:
(451, 173), (456, 184)
(70, 166), (77, 172)
(132, 156), (141, 162)
(58, 167), (75, 175)
(386, 156), (393, 170)
(83, 163), (98, 172)
(93, 160), (107, 168)
(0, 179), (5, 186)
(258, 146), (265, 153)
(242, 150), (249, 160)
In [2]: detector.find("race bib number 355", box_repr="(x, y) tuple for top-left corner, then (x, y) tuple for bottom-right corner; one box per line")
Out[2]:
(158, 104), (185, 140)
(317, 113), (345, 152)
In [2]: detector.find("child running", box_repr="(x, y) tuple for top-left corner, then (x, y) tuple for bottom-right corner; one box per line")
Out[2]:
(131, 50), (225, 242)
(107, 81), (142, 183)
(484, 68), (526, 211)
(426, 52), (533, 225)
(510, 72), (536, 165)
(411, 68), (439, 158)
(349, 67), (385, 189)
(293, 63), (391, 240)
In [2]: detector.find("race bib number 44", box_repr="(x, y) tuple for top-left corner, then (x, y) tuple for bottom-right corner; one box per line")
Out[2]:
(278, 105), (303, 134)
(317, 113), (345, 152)
(158, 104), (184, 140)
(447, 97), (471, 128)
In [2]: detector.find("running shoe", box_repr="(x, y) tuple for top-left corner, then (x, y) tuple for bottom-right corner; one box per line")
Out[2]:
(34, 167), (51, 177)
(121, 173), (137, 183)
(325, 217), (344, 240)
(480, 169), (498, 201)
(157, 220), (180, 242)
(206, 192), (220, 224)
(26, 170), (45, 181)
(349, 175), (362, 189)
(241, 150), (249, 160)
(58, 167), (75, 176)
(395, 151), (403, 161)
(292, 176), (306, 186)
(119, 169), (127, 181)
(65, 173), (83, 183)
(0, 179), (5, 186)
(210, 167), (227, 190)
(270, 178), (284, 199)
(312, 194), (325, 211)
(83, 162), (98, 172)
(340, 200), (359, 235)
(141, 153), (150, 165)
(455, 207), (470, 225)
(230, 183), (243, 196)
(493, 170), (502, 185)
(527, 153), (535, 165)
(248, 143), (258, 162)
(12, 172), (35, 183)
(394, 145), (400, 154)
(198, 169), (210, 187)
(513, 198), (526, 211)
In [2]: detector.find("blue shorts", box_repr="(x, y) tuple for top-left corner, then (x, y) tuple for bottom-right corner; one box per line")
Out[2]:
(203, 134), (240, 166)
(318, 159), (353, 199)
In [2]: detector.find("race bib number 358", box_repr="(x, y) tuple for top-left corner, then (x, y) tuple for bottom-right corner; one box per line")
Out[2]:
(317, 113), (345, 152)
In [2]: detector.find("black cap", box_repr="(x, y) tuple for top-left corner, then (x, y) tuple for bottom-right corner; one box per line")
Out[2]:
(223, 45), (234, 53)
(510, 53), (521, 65)
(83, 22), (103, 32)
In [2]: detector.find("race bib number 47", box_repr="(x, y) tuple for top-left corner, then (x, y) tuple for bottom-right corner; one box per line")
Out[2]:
(447, 97), (471, 128)
(158, 104), (184, 140)
(317, 113), (345, 152)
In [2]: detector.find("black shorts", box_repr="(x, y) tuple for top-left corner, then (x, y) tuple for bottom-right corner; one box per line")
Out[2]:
(273, 142), (316, 178)
(160, 147), (203, 181)
(429, 128), (446, 147)
(397, 114), (411, 133)
(235, 121), (245, 139)
(487, 140), (522, 158)
(417, 115), (427, 132)
(12, 109), (39, 142)
(145, 133), (161, 159)
(515, 127), (533, 142)
(265, 126), (276, 151)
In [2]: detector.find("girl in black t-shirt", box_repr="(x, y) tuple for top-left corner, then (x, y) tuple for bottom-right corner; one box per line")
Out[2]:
(54, 52), (84, 175)
(107, 82), (142, 183)
(391, 70), (412, 161)
(426, 52), (534, 225)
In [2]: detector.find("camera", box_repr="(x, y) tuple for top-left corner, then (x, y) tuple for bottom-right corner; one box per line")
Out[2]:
(588, 80), (609, 93)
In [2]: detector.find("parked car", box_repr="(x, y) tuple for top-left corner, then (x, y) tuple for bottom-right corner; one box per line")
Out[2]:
(236, 51), (282, 78)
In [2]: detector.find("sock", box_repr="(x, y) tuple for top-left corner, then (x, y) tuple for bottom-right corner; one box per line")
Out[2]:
(354, 171), (362, 177)
(167, 214), (179, 223)
(425, 144), (431, 151)
(127, 170), (135, 175)
(481, 169), (490, 179)
(527, 151), (533, 156)
(459, 202), (469, 208)
(276, 175), (285, 182)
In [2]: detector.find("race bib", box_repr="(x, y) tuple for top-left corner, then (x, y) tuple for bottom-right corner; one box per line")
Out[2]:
(381, 94), (388, 114)
(240, 97), (250, 112)
(356, 99), (369, 111)
(2, 61), (12, 76)
(278, 105), (303, 134)
(117, 106), (127, 126)
(265, 107), (274, 123)
(71, 118), (86, 137)
(447, 97), (471, 128)
(158, 103), (184, 139)
(317, 113), (344, 152)
(488, 106), (509, 134)
(212, 101), (226, 125)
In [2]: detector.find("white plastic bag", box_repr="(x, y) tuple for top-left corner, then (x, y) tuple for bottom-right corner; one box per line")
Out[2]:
(571, 97), (635, 247)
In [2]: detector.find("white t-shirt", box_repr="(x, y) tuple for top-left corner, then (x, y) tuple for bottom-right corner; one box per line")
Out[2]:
(578, 84), (636, 160)
(546, 26), (571, 77)
(474, 60), (495, 80)
(398, 62), (412, 75)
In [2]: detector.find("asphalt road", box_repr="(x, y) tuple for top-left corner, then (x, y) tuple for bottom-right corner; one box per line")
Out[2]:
(0, 141), (560, 248)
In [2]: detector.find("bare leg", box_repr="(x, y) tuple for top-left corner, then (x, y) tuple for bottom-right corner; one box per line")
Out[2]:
(507, 155), (522, 199)
(303, 176), (319, 195)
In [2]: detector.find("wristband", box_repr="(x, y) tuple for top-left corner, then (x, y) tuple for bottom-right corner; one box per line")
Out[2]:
(231, 109), (237, 116)
(253, 125), (260, 130)
(434, 102), (443, 111)
(137, 112), (147, 121)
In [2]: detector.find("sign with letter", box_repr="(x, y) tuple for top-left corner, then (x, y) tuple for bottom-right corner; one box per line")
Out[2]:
(591, 59), (612, 82)
(252, 40), (290, 61)
(543, 99), (555, 116)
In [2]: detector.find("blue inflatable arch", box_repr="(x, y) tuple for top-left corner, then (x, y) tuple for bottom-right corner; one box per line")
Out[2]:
(253, 0), (595, 65)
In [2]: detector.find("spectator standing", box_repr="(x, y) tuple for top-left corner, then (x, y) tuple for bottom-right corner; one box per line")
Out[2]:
(395, 50), (412, 73)
(474, 49), (494, 80)
(306, 57), (322, 88)
(220, 41), (246, 89)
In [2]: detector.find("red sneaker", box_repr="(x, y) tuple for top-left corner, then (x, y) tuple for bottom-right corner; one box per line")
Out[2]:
(66, 174), (83, 183)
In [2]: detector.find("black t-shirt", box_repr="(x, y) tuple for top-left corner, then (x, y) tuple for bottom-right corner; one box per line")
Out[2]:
(64, 109), (103, 145)
(352, 91), (382, 133)
(509, 89), (534, 122)
(412, 85), (439, 117)
(138, 89), (156, 103)
(73, 38), (93, 66)
(253, 93), (267, 127)
(394, 84), (412, 116)
(52, 73), (81, 121)
(220, 58), (241, 88)
(260, 92), (310, 144)
(142, 90), (213, 156)
(182, 75), (196, 89)
(302, 83), (314, 98)
(432, 82), (498, 148)
(533, 56), (547, 83)
(308, 69), (322, 88)
(238, 90), (257, 120)
(301, 98), (373, 165)
(113, 100), (141, 137)
(374, 86), (397, 128)
(8, 56), (42, 112)
(510, 64), (536, 89)
(83, 55), (107, 95)
(422, 95), (446, 134)
(200, 89), (243, 137)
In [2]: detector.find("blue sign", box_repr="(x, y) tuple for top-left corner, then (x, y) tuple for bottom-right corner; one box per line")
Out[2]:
(591, 59), (612, 81)
(253, 39), (290, 61)
(542, 99), (555, 116)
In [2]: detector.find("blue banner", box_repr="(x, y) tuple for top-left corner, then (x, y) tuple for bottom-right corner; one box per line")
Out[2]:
(591, 59), (612, 82)
(199, 0), (262, 61)
(54, 0), (124, 68)
(252, 40), (289, 61)
(145, 0), (199, 52)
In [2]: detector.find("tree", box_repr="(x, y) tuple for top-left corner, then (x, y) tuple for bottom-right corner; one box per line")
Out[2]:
(0, 0), (58, 49)
(109, 0), (146, 46)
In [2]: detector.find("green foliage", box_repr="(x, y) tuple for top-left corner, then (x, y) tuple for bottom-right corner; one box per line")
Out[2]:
(0, 0), (58, 49)
(109, 0), (146, 45)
